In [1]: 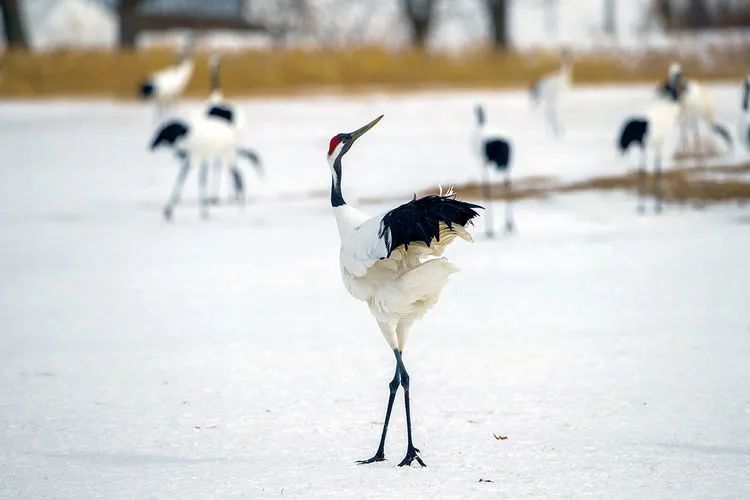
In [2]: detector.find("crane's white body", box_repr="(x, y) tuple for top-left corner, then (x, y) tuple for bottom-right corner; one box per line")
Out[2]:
(146, 59), (194, 110)
(329, 145), (470, 351)
(533, 60), (572, 136)
(643, 100), (680, 155)
(180, 112), (240, 164)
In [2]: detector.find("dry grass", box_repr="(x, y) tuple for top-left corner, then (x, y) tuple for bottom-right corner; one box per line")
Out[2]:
(413, 163), (750, 207)
(1, 45), (749, 98)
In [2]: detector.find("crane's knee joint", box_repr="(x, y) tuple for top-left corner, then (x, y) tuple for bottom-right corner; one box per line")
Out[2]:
(389, 376), (400, 394)
(400, 371), (410, 391)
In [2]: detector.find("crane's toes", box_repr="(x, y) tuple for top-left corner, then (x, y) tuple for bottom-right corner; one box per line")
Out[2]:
(397, 447), (426, 467)
(356, 451), (385, 465)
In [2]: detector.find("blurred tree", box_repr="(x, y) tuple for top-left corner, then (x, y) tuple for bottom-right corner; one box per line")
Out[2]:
(603, 0), (616, 36)
(0, 0), (29, 48)
(402, 0), (436, 48)
(485, 0), (509, 50)
(118, 0), (143, 48)
(686, 0), (710, 29)
(116, 0), (269, 48)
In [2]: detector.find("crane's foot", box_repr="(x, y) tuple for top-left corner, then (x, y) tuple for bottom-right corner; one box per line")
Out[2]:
(356, 450), (385, 464)
(163, 206), (173, 221)
(504, 221), (515, 234)
(398, 446), (426, 467)
(207, 196), (220, 206)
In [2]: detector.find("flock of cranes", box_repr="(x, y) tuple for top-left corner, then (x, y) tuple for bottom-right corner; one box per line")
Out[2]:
(139, 47), (748, 467)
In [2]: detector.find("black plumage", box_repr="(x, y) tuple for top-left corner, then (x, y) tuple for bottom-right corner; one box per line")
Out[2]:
(743, 80), (749, 112)
(150, 120), (188, 149)
(483, 139), (511, 171)
(140, 82), (155, 99)
(207, 105), (233, 123)
(618, 118), (648, 153)
(379, 194), (483, 257)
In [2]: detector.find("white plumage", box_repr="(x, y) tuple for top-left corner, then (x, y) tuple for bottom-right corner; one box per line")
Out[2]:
(531, 51), (573, 136)
(664, 63), (731, 154)
(618, 96), (680, 214)
(325, 116), (481, 467)
(139, 42), (195, 116)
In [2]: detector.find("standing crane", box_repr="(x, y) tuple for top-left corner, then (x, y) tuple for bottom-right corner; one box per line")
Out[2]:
(472, 104), (513, 236)
(139, 40), (195, 117)
(201, 53), (256, 204)
(530, 49), (573, 137)
(617, 92), (680, 214)
(325, 115), (482, 467)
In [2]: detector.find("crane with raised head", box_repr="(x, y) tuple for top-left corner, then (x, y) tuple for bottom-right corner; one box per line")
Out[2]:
(324, 115), (482, 467)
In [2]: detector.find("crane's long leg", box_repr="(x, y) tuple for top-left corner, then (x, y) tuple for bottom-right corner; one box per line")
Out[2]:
(636, 147), (646, 215)
(357, 359), (400, 464)
(209, 158), (222, 205)
(504, 171), (515, 233)
(654, 152), (663, 214)
(396, 350), (425, 467)
(163, 158), (190, 221)
(481, 167), (494, 238)
(230, 165), (245, 205)
(199, 161), (210, 219)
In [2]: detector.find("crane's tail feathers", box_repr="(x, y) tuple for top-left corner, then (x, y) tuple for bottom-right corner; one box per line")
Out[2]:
(713, 123), (732, 148)
(237, 148), (264, 176)
(379, 193), (483, 257)
(384, 258), (457, 318)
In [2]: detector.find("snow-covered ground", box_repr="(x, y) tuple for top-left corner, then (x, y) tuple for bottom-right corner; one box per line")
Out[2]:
(1, 86), (749, 498)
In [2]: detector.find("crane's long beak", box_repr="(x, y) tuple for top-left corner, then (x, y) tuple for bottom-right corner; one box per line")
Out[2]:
(350, 115), (383, 143)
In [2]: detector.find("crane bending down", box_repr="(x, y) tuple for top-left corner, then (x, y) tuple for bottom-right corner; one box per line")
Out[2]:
(326, 115), (482, 467)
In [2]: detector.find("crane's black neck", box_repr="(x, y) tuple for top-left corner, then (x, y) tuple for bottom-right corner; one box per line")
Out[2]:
(331, 156), (346, 207)
(743, 80), (750, 112)
(211, 64), (220, 94)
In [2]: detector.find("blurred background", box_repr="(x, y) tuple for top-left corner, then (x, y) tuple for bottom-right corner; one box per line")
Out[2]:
(1, 1), (750, 498)
(1, 0), (749, 95)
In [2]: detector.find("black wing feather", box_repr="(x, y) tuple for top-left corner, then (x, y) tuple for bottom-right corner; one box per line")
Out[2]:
(207, 105), (234, 123)
(378, 194), (483, 257)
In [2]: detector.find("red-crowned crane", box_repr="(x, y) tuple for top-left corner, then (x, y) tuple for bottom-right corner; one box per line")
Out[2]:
(326, 115), (482, 467)
(472, 104), (513, 236)
(139, 40), (195, 117)
(661, 63), (732, 155)
(618, 94), (680, 214)
(201, 53), (255, 204)
(149, 55), (262, 220)
(530, 50), (573, 137)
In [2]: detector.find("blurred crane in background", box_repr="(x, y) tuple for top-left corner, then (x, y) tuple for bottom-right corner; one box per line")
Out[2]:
(472, 104), (513, 236)
(530, 49), (573, 137)
(139, 37), (194, 116)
